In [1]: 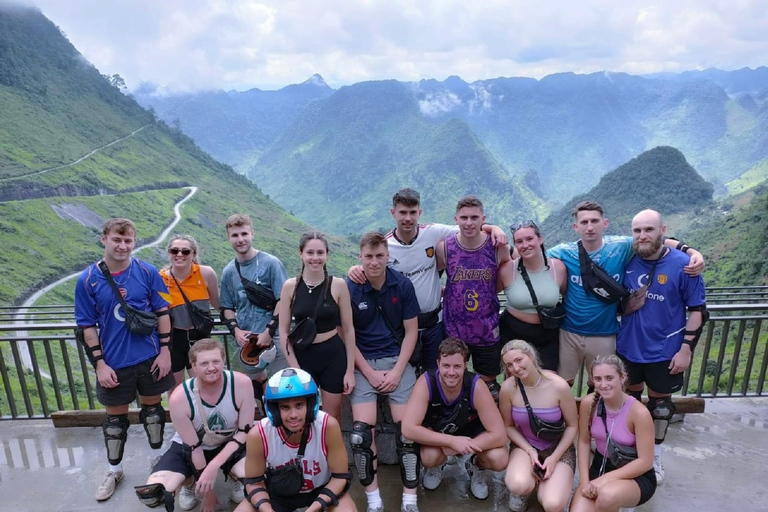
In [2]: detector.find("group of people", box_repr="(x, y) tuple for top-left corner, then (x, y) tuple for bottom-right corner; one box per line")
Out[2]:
(73, 188), (707, 512)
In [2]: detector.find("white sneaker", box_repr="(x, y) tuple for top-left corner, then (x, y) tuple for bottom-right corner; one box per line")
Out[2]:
(367, 506), (384, 512)
(423, 465), (443, 490)
(94, 470), (123, 501)
(508, 493), (530, 512)
(653, 453), (665, 485)
(178, 483), (198, 511)
(402, 504), (419, 512)
(445, 454), (459, 466)
(230, 479), (245, 503)
(467, 456), (489, 500)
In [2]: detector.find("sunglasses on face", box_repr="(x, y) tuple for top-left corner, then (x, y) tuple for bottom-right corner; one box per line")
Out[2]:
(510, 220), (539, 233)
(168, 248), (193, 256)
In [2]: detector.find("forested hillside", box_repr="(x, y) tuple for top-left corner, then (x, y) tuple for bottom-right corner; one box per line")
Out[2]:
(0, 6), (357, 306)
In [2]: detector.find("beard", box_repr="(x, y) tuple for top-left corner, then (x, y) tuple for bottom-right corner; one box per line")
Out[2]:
(633, 234), (663, 258)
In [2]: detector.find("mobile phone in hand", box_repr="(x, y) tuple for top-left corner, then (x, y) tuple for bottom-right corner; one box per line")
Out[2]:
(533, 453), (546, 480)
(151, 367), (160, 382)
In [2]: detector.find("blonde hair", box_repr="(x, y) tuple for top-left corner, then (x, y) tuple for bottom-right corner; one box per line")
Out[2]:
(587, 354), (628, 434)
(500, 339), (544, 378)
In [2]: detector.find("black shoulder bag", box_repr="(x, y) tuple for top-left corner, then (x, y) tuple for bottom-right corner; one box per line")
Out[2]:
(97, 261), (158, 336)
(169, 270), (214, 337)
(577, 241), (630, 304)
(598, 398), (638, 468)
(376, 302), (421, 367)
(517, 377), (565, 441)
(287, 278), (328, 354)
(518, 258), (566, 329)
(620, 248), (665, 316)
(235, 260), (278, 311)
(266, 426), (310, 496)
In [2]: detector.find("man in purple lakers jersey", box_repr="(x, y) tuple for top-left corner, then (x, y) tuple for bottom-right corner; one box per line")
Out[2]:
(437, 196), (510, 399)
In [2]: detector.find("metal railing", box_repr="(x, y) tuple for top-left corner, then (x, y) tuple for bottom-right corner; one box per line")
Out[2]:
(1, 301), (767, 419)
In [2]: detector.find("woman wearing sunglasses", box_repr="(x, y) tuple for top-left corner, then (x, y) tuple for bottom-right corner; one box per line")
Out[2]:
(500, 339), (578, 512)
(160, 235), (220, 390)
(497, 220), (567, 371)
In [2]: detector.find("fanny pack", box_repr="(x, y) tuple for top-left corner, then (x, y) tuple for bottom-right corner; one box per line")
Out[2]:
(598, 398), (638, 468)
(266, 427), (309, 496)
(235, 261), (278, 311)
(417, 306), (441, 329)
(287, 278), (330, 354)
(193, 382), (236, 447)
(98, 261), (158, 336)
(518, 258), (566, 329)
(619, 248), (666, 316)
(169, 270), (214, 337)
(577, 241), (630, 304)
(518, 377), (565, 441)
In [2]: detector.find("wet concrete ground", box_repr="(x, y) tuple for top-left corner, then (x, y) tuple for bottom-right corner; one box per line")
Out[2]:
(1, 397), (767, 512)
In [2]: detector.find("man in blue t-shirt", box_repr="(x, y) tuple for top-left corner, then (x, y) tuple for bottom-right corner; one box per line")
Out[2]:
(547, 201), (705, 387)
(616, 209), (706, 486)
(74, 218), (174, 502)
(347, 231), (421, 512)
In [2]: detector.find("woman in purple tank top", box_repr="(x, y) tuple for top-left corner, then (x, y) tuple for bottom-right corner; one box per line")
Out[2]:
(498, 340), (578, 512)
(571, 355), (657, 512)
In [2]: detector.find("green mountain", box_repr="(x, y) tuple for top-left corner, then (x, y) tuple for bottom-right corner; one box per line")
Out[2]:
(539, 146), (714, 245)
(249, 80), (545, 235)
(0, 6), (357, 306)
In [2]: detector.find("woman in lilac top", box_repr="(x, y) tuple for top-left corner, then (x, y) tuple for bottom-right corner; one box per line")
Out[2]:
(499, 340), (578, 512)
(571, 355), (657, 512)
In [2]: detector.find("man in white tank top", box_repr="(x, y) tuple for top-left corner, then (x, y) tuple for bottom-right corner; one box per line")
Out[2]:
(135, 339), (255, 512)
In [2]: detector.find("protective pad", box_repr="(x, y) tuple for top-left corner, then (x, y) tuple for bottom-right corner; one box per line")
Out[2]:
(648, 397), (675, 445)
(134, 483), (175, 511)
(350, 421), (376, 486)
(140, 404), (166, 449)
(395, 422), (420, 489)
(102, 414), (129, 465)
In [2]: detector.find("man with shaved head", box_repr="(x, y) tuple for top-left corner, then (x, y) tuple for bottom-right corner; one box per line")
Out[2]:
(616, 209), (707, 486)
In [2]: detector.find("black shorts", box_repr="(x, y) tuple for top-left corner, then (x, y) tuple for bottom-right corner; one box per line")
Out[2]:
(467, 340), (502, 378)
(152, 441), (246, 478)
(419, 321), (446, 372)
(296, 334), (347, 394)
(454, 418), (486, 438)
(270, 486), (324, 512)
(589, 451), (656, 505)
(96, 356), (175, 406)
(618, 354), (683, 394)
(170, 327), (208, 372)
(499, 310), (559, 371)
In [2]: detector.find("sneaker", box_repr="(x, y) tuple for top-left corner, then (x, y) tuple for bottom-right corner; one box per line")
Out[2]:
(229, 479), (245, 503)
(508, 493), (530, 512)
(445, 454), (459, 466)
(402, 504), (419, 512)
(653, 454), (665, 485)
(367, 506), (384, 512)
(466, 456), (489, 500)
(178, 483), (198, 511)
(422, 465), (443, 490)
(94, 470), (123, 501)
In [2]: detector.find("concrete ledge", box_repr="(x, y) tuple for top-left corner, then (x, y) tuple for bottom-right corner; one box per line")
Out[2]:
(575, 395), (705, 413)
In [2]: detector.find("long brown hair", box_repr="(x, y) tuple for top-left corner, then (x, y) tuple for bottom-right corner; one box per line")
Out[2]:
(587, 354), (627, 435)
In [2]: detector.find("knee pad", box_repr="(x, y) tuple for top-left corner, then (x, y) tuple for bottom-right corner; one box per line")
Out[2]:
(140, 403), (166, 449)
(628, 388), (644, 401)
(134, 483), (175, 511)
(395, 422), (420, 489)
(647, 397), (675, 445)
(485, 380), (501, 405)
(102, 414), (129, 465)
(350, 421), (376, 486)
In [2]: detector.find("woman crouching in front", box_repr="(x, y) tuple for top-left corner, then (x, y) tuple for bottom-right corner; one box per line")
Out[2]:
(570, 355), (657, 512)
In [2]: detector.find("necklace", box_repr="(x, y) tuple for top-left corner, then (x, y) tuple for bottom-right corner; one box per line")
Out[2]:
(524, 372), (543, 389)
(303, 277), (324, 293)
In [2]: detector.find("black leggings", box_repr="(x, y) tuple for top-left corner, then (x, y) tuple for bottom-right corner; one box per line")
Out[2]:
(499, 310), (559, 371)
(295, 334), (347, 394)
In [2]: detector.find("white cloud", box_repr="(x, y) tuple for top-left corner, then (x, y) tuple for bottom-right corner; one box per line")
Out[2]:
(418, 91), (461, 117)
(19, 0), (768, 92)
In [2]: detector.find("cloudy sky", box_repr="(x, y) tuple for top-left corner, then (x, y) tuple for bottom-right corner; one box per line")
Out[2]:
(16, 0), (768, 92)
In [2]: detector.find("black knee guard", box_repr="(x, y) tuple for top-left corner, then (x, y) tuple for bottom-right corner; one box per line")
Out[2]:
(135, 483), (175, 512)
(648, 397), (675, 445)
(628, 388), (643, 401)
(485, 380), (501, 405)
(102, 414), (129, 465)
(350, 421), (376, 486)
(395, 422), (420, 489)
(140, 403), (166, 449)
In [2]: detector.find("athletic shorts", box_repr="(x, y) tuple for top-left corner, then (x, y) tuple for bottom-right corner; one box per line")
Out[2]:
(418, 321), (446, 372)
(96, 356), (175, 406)
(499, 310), (559, 371)
(557, 330), (616, 382)
(618, 354), (684, 395)
(351, 356), (417, 405)
(296, 334), (347, 394)
(152, 441), (245, 479)
(270, 486), (324, 512)
(170, 327), (208, 372)
(466, 340), (502, 378)
(589, 451), (656, 505)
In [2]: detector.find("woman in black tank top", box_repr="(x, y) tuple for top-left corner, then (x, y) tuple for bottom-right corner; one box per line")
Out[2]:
(277, 231), (356, 422)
